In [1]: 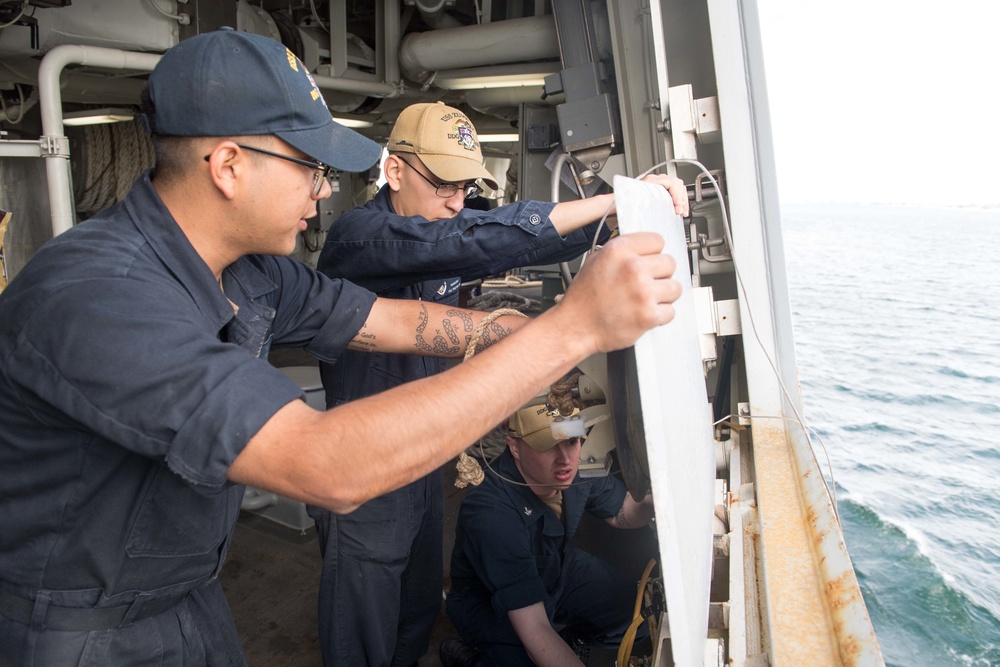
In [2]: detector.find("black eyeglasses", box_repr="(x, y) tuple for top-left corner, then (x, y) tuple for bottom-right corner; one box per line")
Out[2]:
(398, 157), (483, 200)
(203, 144), (333, 196)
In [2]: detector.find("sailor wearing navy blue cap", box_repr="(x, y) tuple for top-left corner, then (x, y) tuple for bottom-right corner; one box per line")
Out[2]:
(0, 27), (685, 667)
(0, 28), (383, 666)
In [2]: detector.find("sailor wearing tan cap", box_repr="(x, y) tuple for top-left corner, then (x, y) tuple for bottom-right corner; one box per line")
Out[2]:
(443, 392), (656, 667)
(309, 101), (687, 667)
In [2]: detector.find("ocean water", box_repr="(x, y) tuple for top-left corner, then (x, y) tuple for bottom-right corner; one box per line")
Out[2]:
(780, 203), (1000, 667)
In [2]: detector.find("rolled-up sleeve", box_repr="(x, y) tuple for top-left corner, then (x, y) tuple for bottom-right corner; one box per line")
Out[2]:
(585, 476), (628, 519)
(248, 254), (376, 363)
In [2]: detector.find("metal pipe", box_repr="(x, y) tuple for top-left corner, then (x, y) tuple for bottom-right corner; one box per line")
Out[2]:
(38, 45), (161, 238)
(550, 152), (569, 204)
(398, 14), (560, 81)
(311, 72), (400, 98)
(381, 0), (401, 88)
(549, 152), (575, 287)
(0, 141), (43, 158)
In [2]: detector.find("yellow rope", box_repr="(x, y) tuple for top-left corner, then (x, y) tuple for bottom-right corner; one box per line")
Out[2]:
(0, 208), (11, 294)
(454, 308), (530, 488)
(462, 307), (528, 361)
(617, 558), (658, 667)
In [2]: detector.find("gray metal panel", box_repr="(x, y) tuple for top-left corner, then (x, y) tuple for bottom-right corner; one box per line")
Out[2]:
(180, 0), (238, 40)
(605, 0), (670, 177)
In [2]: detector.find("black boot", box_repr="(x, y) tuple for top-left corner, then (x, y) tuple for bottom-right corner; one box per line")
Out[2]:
(439, 638), (481, 667)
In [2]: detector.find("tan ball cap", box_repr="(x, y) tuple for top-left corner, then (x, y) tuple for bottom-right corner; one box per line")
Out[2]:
(507, 397), (585, 453)
(388, 102), (499, 190)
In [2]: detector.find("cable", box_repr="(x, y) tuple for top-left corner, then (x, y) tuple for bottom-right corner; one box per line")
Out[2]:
(636, 158), (840, 520)
(0, 82), (24, 124)
(719, 412), (838, 513)
(475, 435), (624, 490)
(309, 0), (330, 34)
(588, 196), (616, 255)
(0, 0), (26, 30)
(145, 0), (189, 25)
(617, 558), (658, 667)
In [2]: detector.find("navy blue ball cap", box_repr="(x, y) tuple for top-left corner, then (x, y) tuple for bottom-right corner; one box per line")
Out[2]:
(147, 28), (381, 173)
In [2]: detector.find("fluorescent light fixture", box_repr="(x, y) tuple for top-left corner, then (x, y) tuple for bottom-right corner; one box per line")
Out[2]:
(433, 63), (555, 91)
(63, 107), (136, 126)
(478, 133), (519, 143)
(332, 116), (374, 129)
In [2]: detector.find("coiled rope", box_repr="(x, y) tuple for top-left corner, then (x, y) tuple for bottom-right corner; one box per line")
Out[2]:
(75, 118), (155, 214)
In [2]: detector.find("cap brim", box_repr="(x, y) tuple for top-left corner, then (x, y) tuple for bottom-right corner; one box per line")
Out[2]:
(277, 120), (382, 173)
(523, 435), (559, 452)
(420, 153), (499, 191)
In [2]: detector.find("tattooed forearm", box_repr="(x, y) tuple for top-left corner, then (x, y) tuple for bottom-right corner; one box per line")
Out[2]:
(349, 322), (378, 351)
(614, 506), (631, 529)
(447, 308), (475, 333)
(414, 303), (461, 355)
(470, 322), (515, 351)
(442, 319), (460, 346)
(414, 305), (432, 352)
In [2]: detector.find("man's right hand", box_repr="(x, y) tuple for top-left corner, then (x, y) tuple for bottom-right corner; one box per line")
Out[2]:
(557, 231), (681, 354)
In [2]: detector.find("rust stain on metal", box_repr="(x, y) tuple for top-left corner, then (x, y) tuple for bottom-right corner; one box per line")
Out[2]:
(826, 571), (861, 611)
(826, 572), (866, 665)
(751, 420), (882, 667)
(751, 422), (839, 665)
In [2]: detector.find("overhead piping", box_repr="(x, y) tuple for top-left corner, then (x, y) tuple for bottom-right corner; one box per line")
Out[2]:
(311, 72), (400, 98)
(37, 45), (161, 238)
(34, 44), (401, 239)
(398, 13), (560, 85)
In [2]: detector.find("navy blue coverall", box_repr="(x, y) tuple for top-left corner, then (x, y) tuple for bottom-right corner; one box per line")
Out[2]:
(0, 173), (375, 666)
(309, 184), (611, 667)
(446, 450), (639, 666)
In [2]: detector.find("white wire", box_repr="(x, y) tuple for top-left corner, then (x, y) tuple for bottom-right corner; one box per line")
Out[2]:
(146, 0), (185, 22)
(309, 0), (330, 34)
(477, 438), (621, 489)
(613, 159), (840, 521)
(0, 82), (24, 124)
(0, 0), (27, 30)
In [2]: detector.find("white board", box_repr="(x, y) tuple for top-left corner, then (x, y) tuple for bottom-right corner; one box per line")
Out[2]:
(614, 175), (717, 667)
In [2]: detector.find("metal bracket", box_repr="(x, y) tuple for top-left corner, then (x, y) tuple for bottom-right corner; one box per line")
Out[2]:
(39, 135), (70, 158)
(738, 402), (751, 426)
(695, 169), (726, 203)
(693, 287), (743, 364)
(668, 84), (722, 160)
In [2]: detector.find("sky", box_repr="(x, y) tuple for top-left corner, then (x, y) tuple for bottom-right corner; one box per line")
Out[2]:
(755, 0), (1000, 207)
